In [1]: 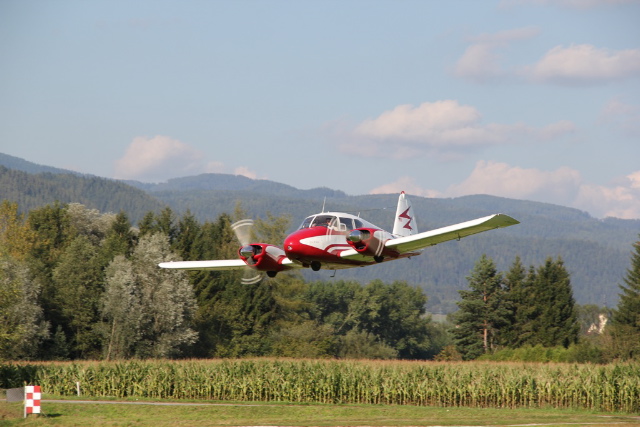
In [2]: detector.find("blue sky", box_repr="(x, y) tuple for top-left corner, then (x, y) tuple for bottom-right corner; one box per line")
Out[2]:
(2, 0), (640, 218)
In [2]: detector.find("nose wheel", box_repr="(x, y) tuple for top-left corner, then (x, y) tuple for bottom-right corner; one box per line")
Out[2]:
(310, 261), (321, 271)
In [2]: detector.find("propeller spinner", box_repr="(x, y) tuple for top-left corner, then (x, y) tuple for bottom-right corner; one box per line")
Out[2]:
(231, 219), (263, 285)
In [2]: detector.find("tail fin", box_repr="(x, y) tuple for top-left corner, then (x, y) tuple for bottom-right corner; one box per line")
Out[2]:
(392, 191), (417, 237)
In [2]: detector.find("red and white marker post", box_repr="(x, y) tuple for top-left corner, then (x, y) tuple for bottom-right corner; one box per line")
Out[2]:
(24, 385), (41, 417)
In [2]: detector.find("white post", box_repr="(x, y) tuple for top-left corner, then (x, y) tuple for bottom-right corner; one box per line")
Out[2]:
(76, 381), (81, 397)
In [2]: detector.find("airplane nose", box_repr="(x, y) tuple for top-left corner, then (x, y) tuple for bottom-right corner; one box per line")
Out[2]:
(284, 239), (294, 253)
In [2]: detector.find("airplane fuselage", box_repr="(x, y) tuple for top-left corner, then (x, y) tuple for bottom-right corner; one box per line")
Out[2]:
(281, 211), (410, 271)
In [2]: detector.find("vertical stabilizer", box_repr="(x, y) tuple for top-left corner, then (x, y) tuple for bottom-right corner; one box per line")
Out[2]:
(392, 191), (417, 237)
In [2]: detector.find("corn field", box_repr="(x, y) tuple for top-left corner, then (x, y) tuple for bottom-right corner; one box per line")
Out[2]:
(1, 359), (638, 413)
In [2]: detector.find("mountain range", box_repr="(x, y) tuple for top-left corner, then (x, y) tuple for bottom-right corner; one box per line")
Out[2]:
(1, 152), (638, 313)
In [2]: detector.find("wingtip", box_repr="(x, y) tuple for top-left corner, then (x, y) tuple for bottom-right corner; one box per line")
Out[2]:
(496, 214), (520, 226)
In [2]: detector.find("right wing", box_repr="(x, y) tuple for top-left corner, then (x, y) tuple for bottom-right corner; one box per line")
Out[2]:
(386, 213), (519, 254)
(158, 260), (247, 271)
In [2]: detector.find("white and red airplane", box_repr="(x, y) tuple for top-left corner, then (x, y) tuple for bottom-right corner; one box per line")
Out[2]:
(159, 192), (519, 283)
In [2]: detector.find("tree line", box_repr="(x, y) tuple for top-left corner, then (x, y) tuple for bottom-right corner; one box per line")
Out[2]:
(1, 199), (639, 362)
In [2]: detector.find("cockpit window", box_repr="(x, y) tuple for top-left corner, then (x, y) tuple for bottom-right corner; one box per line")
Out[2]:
(298, 215), (338, 229)
(313, 215), (336, 228)
(340, 217), (354, 230)
(298, 217), (314, 229)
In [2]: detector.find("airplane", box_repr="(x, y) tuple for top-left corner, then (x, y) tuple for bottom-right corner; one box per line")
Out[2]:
(158, 192), (519, 283)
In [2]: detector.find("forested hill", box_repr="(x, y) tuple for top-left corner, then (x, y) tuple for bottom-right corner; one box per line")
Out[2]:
(125, 173), (348, 200)
(0, 166), (165, 223)
(0, 152), (83, 175)
(1, 153), (639, 312)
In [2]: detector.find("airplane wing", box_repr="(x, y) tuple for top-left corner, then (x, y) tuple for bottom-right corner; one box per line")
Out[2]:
(339, 213), (518, 262)
(158, 259), (248, 271)
(386, 213), (519, 254)
(158, 257), (302, 271)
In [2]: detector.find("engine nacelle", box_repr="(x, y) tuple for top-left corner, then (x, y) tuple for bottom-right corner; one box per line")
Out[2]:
(238, 243), (288, 271)
(346, 228), (397, 260)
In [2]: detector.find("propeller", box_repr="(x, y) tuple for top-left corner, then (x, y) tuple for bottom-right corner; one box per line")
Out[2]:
(231, 219), (263, 285)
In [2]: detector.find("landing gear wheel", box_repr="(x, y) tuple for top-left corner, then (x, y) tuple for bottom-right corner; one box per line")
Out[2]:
(374, 255), (384, 263)
(311, 261), (322, 271)
(267, 271), (278, 278)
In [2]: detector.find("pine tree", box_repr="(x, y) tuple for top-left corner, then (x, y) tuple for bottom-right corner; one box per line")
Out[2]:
(452, 255), (509, 360)
(155, 207), (177, 244)
(610, 235), (640, 359)
(516, 265), (539, 347)
(173, 210), (201, 260)
(138, 211), (156, 237)
(501, 256), (526, 347)
(101, 211), (136, 259)
(530, 257), (579, 348)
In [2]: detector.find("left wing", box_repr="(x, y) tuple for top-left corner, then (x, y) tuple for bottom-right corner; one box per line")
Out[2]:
(158, 257), (302, 271)
(158, 259), (248, 271)
(386, 213), (519, 254)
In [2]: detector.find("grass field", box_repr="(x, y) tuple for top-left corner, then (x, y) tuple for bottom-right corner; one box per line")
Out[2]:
(1, 359), (639, 426)
(1, 398), (640, 426)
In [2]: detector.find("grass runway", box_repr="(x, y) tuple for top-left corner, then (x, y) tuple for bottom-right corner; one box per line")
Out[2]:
(1, 398), (639, 427)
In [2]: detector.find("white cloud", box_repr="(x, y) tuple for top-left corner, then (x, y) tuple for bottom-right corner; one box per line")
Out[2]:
(453, 162), (640, 219)
(454, 28), (640, 86)
(114, 135), (223, 182)
(370, 176), (442, 198)
(205, 161), (226, 173)
(446, 160), (582, 203)
(453, 27), (540, 83)
(369, 162), (640, 219)
(234, 166), (259, 180)
(346, 100), (574, 159)
(575, 175), (640, 219)
(599, 98), (640, 136)
(523, 44), (640, 85)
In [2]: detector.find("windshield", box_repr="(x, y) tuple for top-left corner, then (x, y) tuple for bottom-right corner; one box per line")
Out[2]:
(298, 215), (337, 229)
(298, 215), (361, 232)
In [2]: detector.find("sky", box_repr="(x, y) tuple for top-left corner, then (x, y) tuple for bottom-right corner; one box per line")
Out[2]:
(1, 0), (640, 219)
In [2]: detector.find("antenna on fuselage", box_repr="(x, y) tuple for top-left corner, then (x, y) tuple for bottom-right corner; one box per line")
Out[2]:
(322, 197), (327, 213)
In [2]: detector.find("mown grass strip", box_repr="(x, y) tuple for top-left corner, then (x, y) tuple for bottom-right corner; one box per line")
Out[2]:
(2, 399), (639, 427)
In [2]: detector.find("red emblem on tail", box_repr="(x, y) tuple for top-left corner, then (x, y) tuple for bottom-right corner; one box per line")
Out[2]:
(399, 208), (413, 230)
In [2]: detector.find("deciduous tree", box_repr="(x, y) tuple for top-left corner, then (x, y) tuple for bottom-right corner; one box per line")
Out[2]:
(102, 233), (198, 359)
(0, 257), (49, 360)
